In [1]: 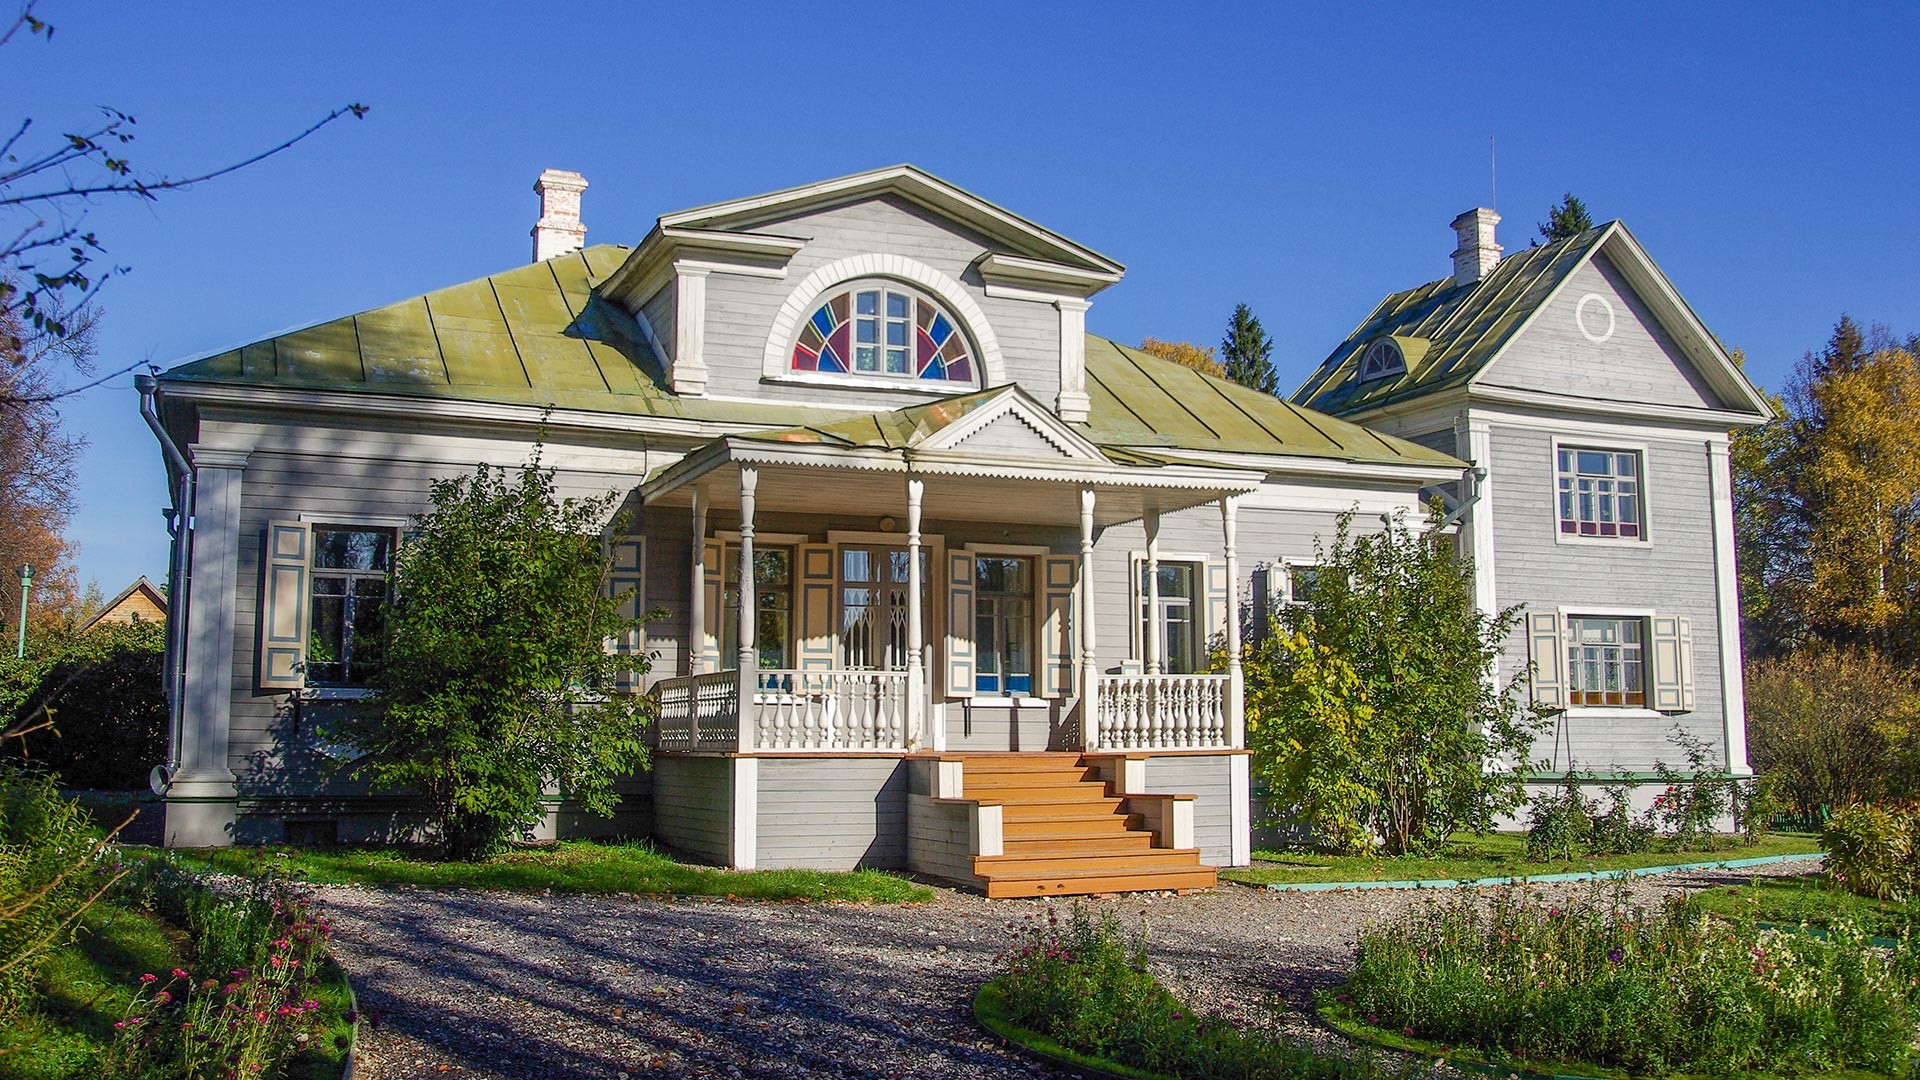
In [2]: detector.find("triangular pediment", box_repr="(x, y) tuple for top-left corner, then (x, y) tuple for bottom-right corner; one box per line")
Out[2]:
(915, 387), (1104, 461)
(658, 165), (1124, 277)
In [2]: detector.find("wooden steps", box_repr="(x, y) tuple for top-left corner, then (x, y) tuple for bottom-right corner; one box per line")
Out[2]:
(953, 754), (1218, 899)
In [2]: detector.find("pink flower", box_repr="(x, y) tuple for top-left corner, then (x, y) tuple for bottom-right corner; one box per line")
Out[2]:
(139, 973), (157, 983)
(154, 991), (172, 1005)
(171, 968), (189, 979)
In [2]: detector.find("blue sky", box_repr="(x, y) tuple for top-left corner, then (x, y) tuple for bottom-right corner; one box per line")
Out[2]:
(12, 2), (1918, 593)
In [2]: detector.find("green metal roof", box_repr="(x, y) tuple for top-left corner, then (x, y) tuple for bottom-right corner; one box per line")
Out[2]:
(159, 246), (868, 430)
(1082, 337), (1459, 467)
(1291, 225), (1610, 416)
(158, 249), (1459, 471)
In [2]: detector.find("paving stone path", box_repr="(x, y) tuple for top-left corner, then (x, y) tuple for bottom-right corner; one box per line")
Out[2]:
(324, 858), (1816, 1079)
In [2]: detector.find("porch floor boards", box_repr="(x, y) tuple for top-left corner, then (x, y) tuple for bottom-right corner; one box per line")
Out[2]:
(956, 754), (1218, 899)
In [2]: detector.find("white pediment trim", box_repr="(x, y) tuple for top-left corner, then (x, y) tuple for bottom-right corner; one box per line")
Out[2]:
(915, 388), (1103, 461)
(1473, 223), (1773, 421)
(759, 254), (1007, 385)
(660, 164), (1124, 277)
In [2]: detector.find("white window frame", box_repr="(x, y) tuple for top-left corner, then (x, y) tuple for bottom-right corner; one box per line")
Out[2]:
(1550, 437), (1653, 547)
(963, 544), (1053, 703)
(1281, 560), (1322, 607)
(1557, 604), (1663, 719)
(1357, 338), (1405, 381)
(1130, 550), (1208, 675)
(304, 522), (399, 694)
(784, 279), (979, 390)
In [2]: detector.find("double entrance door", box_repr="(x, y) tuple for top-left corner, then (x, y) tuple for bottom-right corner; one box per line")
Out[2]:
(839, 545), (929, 671)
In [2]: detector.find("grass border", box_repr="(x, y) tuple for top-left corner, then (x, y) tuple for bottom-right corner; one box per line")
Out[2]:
(1316, 997), (1894, 1080)
(331, 959), (361, 1080)
(971, 978), (1175, 1080)
(1235, 852), (1826, 893)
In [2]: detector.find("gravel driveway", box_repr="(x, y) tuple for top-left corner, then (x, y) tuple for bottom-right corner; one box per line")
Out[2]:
(324, 858), (1818, 1079)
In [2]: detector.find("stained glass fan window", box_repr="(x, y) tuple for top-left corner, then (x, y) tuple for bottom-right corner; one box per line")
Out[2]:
(791, 285), (974, 384)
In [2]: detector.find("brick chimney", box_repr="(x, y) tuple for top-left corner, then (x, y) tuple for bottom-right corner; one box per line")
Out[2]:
(1450, 207), (1501, 287)
(531, 169), (588, 262)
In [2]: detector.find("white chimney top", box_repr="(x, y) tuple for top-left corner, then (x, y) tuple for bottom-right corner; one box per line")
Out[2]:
(1449, 207), (1501, 287)
(531, 169), (589, 262)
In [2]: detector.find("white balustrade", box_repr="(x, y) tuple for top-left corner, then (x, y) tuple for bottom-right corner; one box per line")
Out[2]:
(654, 671), (740, 752)
(1091, 673), (1231, 750)
(750, 669), (911, 751)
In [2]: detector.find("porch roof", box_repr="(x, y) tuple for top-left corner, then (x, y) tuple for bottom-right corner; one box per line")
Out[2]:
(641, 385), (1266, 527)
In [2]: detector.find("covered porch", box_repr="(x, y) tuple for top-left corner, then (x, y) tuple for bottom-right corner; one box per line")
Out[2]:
(639, 390), (1264, 760)
(633, 389), (1263, 888)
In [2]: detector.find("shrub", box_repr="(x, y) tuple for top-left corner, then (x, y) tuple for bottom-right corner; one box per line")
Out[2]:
(335, 451), (655, 860)
(1247, 508), (1545, 856)
(1648, 727), (1734, 849)
(1523, 776), (1590, 862)
(1747, 647), (1920, 820)
(1823, 805), (1919, 901)
(1345, 883), (1918, 1076)
(2, 620), (166, 789)
(0, 763), (120, 1017)
(995, 904), (1384, 1079)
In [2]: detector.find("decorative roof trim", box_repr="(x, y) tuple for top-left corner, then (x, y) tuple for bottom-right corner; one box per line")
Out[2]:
(759, 254), (1006, 385)
(599, 226), (806, 308)
(657, 164), (1124, 276)
(640, 436), (1263, 505)
(973, 252), (1121, 299)
(1469, 224), (1771, 420)
(916, 386), (1104, 460)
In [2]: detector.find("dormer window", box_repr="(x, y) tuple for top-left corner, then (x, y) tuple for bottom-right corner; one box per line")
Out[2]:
(790, 283), (975, 385)
(1358, 337), (1406, 381)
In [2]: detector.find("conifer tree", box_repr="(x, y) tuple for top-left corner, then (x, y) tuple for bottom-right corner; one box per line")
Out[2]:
(1538, 194), (1595, 242)
(1220, 303), (1278, 394)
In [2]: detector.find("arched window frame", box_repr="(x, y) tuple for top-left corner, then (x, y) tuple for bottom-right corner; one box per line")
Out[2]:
(786, 280), (979, 388)
(1358, 337), (1406, 381)
(760, 254), (1007, 388)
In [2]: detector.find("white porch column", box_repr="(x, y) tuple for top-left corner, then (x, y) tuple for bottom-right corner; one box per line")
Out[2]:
(1221, 495), (1244, 749)
(736, 467), (758, 752)
(1707, 437), (1752, 775)
(906, 477), (931, 751)
(1144, 508), (1162, 675)
(167, 449), (247, 847)
(1079, 487), (1099, 751)
(689, 484), (707, 675)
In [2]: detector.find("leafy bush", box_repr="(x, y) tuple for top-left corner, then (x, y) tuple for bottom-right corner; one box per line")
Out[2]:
(1747, 647), (1920, 820)
(1247, 508), (1545, 856)
(1824, 805), (1919, 901)
(1, 620), (166, 789)
(0, 763), (119, 1017)
(1647, 727), (1735, 849)
(1345, 883), (1918, 1076)
(995, 904), (1385, 1079)
(335, 452), (655, 860)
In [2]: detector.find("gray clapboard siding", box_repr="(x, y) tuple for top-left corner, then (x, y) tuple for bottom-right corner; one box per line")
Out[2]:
(1483, 255), (1725, 411)
(1142, 755), (1235, 866)
(755, 758), (907, 869)
(946, 703), (1062, 752)
(1486, 422), (1725, 770)
(641, 284), (677, 366)
(1406, 429), (1459, 456)
(651, 756), (733, 865)
(688, 195), (1061, 406)
(225, 445), (651, 794)
(1091, 501), (1381, 671)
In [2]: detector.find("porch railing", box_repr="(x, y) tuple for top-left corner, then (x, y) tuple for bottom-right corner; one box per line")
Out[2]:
(654, 671), (740, 752)
(751, 669), (911, 751)
(1091, 673), (1232, 750)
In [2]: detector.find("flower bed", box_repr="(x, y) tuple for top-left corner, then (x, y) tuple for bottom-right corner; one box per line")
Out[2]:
(1340, 884), (1919, 1077)
(986, 905), (1390, 1080)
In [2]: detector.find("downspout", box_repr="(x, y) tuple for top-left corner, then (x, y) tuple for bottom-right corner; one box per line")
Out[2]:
(137, 373), (194, 795)
(1437, 466), (1488, 531)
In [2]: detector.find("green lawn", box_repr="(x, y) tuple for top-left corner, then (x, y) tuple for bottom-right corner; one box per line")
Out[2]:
(1222, 831), (1824, 887)
(1690, 873), (1917, 940)
(0, 899), (352, 1080)
(172, 839), (936, 903)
